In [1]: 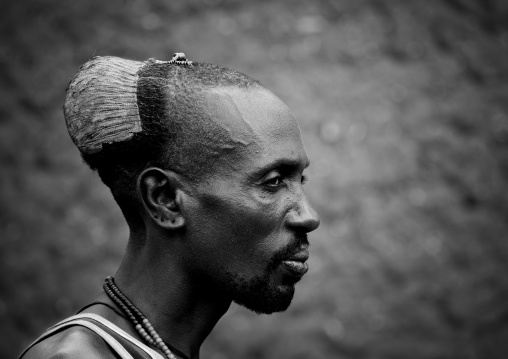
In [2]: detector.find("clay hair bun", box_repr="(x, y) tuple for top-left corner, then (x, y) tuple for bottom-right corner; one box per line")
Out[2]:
(63, 56), (144, 154)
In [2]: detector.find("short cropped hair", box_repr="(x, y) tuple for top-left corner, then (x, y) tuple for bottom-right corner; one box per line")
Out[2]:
(70, 58), (262, 221)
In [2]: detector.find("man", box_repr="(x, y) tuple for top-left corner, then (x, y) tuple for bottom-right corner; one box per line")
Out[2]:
(20, 53), (319, 359)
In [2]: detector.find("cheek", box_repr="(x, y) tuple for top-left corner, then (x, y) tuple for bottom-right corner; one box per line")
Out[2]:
(189, 189), (286, 258)
(209, 193), (278, 241)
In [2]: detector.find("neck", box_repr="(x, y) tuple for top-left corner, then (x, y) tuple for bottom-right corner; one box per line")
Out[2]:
(113, 230), (231, 359)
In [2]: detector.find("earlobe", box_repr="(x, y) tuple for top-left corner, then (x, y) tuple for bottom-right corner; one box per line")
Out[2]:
(137, 168), (186, 230)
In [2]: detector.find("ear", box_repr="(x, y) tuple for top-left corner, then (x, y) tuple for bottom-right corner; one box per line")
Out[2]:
(137, 167), (185, 230)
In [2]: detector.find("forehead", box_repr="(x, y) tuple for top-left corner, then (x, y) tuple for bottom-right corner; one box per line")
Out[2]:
(202, 87), (308, 173)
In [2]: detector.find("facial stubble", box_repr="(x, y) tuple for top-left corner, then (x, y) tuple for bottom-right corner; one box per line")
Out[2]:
(221, 234), (309, 314)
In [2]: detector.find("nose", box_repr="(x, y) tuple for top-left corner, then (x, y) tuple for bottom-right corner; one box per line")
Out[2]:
(287, 193), (320, 233)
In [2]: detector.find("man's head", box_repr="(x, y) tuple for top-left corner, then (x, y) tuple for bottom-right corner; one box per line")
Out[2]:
(64, 55), (320, 314)
(65, 56), (262, 223)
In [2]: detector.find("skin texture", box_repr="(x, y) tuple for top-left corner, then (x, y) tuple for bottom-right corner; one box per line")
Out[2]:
(181, 88), (319, 313)
(76, 87), (319, 359)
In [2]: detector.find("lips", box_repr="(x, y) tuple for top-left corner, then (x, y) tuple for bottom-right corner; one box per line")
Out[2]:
(282, 250), (309, 276)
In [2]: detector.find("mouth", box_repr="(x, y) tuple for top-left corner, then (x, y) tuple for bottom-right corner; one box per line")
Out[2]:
(281, 250), (309, 277)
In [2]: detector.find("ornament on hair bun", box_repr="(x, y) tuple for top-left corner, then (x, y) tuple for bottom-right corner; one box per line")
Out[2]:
(169, 52), (193, 66)
(153, 53), (192, 66)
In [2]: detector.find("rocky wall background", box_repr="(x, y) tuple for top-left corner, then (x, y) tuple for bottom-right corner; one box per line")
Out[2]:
(1, 0), (508, 358)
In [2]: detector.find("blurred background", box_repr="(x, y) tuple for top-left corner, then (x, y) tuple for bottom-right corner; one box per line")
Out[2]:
(1, 0), (508, 358)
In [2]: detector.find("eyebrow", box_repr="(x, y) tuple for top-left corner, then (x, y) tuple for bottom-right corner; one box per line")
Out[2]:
(251, 157), (310, 179)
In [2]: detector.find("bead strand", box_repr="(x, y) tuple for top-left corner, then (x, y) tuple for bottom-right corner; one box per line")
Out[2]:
(103, 283), (156, 346)
(103, 277), (181, 359)
(106, 277), (145, 319)
(104, 280), (157, 346)
(143, 319), (177, 359)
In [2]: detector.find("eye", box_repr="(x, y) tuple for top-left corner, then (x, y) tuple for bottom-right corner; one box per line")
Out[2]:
(263, 171), (285, 188)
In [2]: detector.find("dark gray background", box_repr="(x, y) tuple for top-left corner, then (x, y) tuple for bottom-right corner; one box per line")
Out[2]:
(2, 0), (508, 358)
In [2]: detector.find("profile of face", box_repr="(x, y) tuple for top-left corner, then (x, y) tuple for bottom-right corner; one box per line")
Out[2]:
(181, 87), (320, 314)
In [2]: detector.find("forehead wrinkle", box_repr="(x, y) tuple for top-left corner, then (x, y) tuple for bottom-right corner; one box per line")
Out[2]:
(162, 87), (264, 183)
(194, 87), (308, 184)
(203, 88), (260, 150)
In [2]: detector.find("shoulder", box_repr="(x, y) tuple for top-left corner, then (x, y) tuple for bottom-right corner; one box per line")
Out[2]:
(22, 325), (119, 359)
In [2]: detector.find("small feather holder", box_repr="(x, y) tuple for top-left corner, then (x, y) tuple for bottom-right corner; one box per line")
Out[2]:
(63, 56), (144, 155)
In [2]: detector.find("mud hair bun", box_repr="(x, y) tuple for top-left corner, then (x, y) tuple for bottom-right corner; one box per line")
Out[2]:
(64, 56), (143, 154)
(63, 53), (192, 155)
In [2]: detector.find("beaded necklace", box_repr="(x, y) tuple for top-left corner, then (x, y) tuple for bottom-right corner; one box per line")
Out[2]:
(103, 276), (189, 359)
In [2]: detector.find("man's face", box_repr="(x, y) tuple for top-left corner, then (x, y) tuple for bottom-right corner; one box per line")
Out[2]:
(182, 87), (320, 314)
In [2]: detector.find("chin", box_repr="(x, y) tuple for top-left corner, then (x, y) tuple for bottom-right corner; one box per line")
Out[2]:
(243, 287), (295, 314)
(230, 275), (296, 314)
